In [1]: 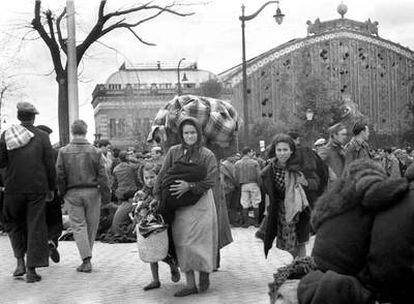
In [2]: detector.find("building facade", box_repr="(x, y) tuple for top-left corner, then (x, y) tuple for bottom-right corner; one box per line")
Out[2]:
(91, 61), (217, 149)
(219, 5), (414, 139)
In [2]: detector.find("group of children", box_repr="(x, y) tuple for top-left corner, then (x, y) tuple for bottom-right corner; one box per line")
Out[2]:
(130, 161), (181, 291)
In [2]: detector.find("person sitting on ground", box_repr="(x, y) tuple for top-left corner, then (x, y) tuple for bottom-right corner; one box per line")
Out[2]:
(100, 190), (136, 243)
(134, 162), (180, 291)
(112, 151), (140, 204)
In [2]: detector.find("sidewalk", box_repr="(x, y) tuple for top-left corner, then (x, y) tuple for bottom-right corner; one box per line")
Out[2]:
(0, 227), (303, 304)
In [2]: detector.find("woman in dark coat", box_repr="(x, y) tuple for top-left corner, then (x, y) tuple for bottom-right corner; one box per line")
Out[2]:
(154, 117), (218, 297)
(262, 134), (319, 258)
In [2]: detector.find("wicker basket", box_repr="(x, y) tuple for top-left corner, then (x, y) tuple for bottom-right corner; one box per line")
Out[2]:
(136, 226), (168, 263)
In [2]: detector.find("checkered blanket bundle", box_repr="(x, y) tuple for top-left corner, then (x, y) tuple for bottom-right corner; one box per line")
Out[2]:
(150, 95), (238, 147)
(4, 124), (35, 151)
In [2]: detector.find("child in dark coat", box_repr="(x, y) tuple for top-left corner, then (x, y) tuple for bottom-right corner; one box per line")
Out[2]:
(133, 162), (180, 291)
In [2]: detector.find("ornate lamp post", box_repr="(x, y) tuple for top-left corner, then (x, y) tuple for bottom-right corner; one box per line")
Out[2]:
(177, 57), (186, 96)
(240, 1), (285, 143)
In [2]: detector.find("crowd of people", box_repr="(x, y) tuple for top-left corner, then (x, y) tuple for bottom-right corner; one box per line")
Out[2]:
(0, 102), (413, 303)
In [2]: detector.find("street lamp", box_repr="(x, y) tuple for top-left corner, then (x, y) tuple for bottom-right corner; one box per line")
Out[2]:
(240, 1), (285, 142)
(177, 57), (186, 96)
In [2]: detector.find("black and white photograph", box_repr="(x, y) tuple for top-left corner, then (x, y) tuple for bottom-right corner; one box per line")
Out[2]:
(0, 0), (413, 303)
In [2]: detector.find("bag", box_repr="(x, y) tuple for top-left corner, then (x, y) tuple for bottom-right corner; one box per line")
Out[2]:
(136, 226), (168, 263)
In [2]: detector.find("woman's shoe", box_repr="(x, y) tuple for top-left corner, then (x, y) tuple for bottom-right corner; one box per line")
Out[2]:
(174, 286), (198, 297)
(26, 268), (41, 283)
(170, 266), (181, 283)
(143, 281), (161, 291)
(199, 272), (210, 293)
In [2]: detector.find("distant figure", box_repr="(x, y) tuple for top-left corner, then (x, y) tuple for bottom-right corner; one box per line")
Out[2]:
(383, 147), (401, 178)
(0, 102), (56, 283)
(344, 122), (371, 167)
(234, 146), (262, 228)
(318, 123), (348, 183)
(112, 151), (140, 202)
(313, 138), (326, 155)
(56, 120), (110, 273)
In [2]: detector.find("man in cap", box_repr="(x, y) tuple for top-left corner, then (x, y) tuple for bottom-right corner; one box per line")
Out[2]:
(0, 102), (56, 283)
(313, 138), (327, 154)
(318, 123), (348, 185)
(344, 122), (372, 168)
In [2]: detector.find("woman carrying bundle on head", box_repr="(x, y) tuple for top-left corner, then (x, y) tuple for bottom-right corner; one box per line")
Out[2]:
(154, 117), (218, 297)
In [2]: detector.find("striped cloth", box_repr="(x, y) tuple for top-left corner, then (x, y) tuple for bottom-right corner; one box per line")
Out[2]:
(4, 124), (34, 151)
(149, 95), (238, 147)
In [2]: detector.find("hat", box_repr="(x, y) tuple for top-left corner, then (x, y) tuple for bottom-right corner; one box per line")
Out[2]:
(314, 138), (327, 146)
(16, 102), (39, 114)
(151, 146), (162, 153)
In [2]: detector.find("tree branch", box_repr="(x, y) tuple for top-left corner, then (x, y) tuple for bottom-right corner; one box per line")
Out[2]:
(56, 8), (67, 54)
(127, 28), (156, 46)
(32, 1), (64, 77)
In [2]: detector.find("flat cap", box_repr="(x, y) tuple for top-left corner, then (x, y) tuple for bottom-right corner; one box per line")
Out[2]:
(314, 138), (327, 146)
(17, 102), (39, 114)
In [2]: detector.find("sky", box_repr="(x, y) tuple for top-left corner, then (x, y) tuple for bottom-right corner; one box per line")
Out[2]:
(1, 0), (414, 144)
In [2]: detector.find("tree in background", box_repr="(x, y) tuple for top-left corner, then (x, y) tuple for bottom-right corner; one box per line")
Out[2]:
(199, 78), (223, 99)
(0, 37), (26, 132)
(251, 118), (288, 148)
(30, 0), (194, 145)
(293, 75), (344, 145)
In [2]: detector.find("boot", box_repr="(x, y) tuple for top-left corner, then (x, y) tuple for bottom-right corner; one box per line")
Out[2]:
(26, 267), (41, 283)
(253, 208), (261, 228)
(241, 209), (250, 228)
(13, 257), (26, 277)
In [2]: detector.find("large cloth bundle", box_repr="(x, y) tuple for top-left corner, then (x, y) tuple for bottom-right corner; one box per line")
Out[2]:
(147, 95), (238, 148)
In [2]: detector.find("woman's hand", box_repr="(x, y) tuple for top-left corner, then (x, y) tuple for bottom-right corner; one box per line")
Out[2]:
(170, 180), (190, 198)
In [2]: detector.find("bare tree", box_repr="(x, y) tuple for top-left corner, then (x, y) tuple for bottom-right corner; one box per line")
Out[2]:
(31, 0), (194, 145)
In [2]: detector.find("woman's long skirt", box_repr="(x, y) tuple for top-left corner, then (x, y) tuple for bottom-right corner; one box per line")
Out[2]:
(172, 189), (218, 273)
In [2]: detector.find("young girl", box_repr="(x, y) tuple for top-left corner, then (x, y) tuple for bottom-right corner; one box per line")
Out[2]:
(133, 162), (180, 291)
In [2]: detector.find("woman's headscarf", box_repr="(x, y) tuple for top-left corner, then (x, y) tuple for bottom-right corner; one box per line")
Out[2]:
(177, 117), (204, 160)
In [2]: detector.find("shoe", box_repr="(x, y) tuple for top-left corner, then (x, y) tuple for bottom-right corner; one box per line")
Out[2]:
(49, 242), (60, 263)
(174, 286), (198, 297)
(170, 265), (181, 283)
(26, 271), (41, 283)
(143, 281), (161, 291)
(76, 260), (92, 273)
(255, 230), (264, 241)
(13, 258), (26, 277)
(199, 272), (210, 293)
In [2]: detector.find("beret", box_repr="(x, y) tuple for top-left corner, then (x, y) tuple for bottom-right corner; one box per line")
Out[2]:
(17, 102), (39, 114)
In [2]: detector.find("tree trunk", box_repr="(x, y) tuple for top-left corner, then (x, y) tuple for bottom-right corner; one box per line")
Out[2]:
(57, 77), (70, 146)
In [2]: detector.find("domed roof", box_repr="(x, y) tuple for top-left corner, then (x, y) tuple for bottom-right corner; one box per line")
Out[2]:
(105, 62), (216, 86)
(337, 3), (348, 18)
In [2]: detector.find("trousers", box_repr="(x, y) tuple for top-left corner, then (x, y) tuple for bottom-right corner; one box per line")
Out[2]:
(46, 191), (63, 246)
(64, 188), (101, 260)
(3, 193), (49, 268)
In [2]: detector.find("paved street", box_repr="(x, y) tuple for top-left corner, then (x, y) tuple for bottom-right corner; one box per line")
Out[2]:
(0, 228), (313, 304)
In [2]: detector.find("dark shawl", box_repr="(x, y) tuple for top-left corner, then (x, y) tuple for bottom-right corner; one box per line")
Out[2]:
(159, 158), (207, 218)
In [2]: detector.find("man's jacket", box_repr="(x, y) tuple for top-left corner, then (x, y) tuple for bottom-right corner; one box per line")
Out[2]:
(56, 138), (109, 200)
(0, 122), (56, 194)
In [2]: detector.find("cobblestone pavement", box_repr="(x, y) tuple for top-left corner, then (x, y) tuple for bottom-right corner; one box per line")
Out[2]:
(0, 228), (314, 304)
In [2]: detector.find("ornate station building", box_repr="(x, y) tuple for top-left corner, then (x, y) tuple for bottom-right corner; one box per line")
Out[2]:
(91, 61), (217, 148)
(219, 4), (414, 138)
